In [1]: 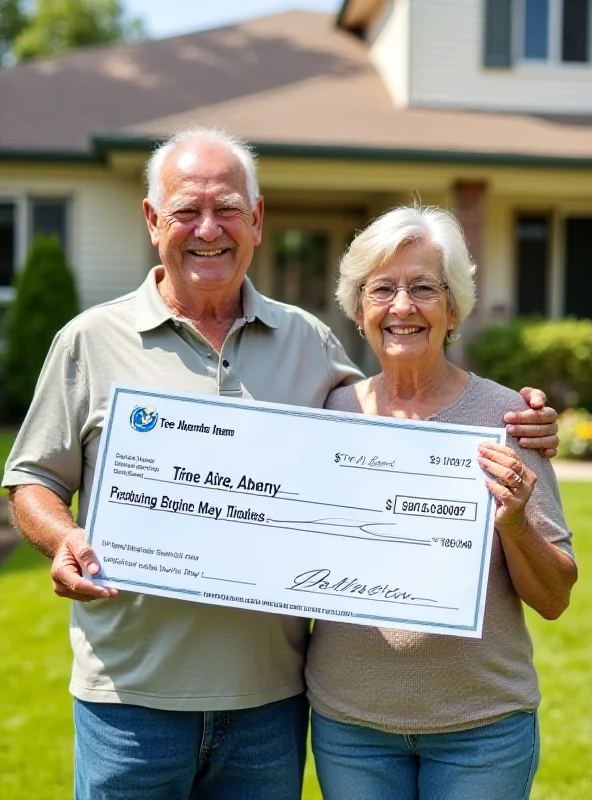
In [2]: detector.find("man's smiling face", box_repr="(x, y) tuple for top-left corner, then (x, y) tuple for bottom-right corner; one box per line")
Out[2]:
(144, 143), (263, 298)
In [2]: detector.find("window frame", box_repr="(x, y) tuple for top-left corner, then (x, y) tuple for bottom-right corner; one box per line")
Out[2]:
(0, 194), (71, 302)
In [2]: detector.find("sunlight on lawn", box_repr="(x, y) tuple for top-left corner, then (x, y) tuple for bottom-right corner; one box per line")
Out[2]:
(0, 481), (590, 799)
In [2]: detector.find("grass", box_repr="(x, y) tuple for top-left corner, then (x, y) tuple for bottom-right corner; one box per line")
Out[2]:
(0, 428), (16, 492)
(527, 482), (592, 799)
(0, 545), (73, 799)
(0, 448), (590, 797)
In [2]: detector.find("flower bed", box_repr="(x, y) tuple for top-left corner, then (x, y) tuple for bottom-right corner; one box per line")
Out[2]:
(557, 409), (592, 460)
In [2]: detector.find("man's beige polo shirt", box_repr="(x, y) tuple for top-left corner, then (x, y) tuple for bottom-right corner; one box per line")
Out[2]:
(3, 267), (363, 711)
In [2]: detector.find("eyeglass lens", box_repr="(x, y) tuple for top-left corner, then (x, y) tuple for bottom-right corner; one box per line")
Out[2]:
(364, 281), (445, 303)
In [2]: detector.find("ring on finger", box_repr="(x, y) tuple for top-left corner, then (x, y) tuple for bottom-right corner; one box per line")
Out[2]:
(506, 471), (523, 488)
(499, 471), (522, 489)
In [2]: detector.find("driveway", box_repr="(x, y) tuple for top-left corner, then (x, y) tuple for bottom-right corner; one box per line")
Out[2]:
(552, 459), (592, 482)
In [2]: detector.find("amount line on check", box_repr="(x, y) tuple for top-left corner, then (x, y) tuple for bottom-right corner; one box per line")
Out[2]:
(105, 500), (426, 545)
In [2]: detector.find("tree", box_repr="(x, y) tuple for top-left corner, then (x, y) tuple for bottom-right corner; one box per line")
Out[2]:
(0, 0), (145, 64)
(2, 234), (79, 421)
(0, 0), (26, 64)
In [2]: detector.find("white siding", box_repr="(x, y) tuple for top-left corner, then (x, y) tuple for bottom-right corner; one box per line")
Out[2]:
(407, 0), (592, 114)
(368, 0), (411, 106)
(0, 164), (148, 309)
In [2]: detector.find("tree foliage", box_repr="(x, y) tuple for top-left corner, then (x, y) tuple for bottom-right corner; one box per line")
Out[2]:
(0, 0), (26, 63)
(2, 234), (79, 422)
(0, 0), (145, 64)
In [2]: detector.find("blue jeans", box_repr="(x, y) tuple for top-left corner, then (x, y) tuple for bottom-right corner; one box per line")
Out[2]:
(74, 694), (308, 800)
(312, 709), (539, 800)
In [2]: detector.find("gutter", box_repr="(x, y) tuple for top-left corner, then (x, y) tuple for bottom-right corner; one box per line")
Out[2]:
(2, 136), (592, 171)
(251, 141), (592, 169)
(0, 149), (100, 163)
(91, 135), (592, 169)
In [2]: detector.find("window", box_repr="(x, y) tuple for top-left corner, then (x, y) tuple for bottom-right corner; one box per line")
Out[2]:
(515, 215), (550, 315)
(0, 196), (69, 290)
(564, 217), (592, 318)
(562, 0), (590, 61)
(0, 196), (70, 350)
(0, 203), (17, 352)
(485, 0), (592, 65)
(0, 203), (16, 289)
(523, 0), (550, 58)
(520, 0), (591, 63)
(29, 198), (68, 252)
(272, 230), (329, 314)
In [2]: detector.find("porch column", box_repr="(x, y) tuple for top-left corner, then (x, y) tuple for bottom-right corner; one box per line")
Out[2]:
(452, 180), (488, 327)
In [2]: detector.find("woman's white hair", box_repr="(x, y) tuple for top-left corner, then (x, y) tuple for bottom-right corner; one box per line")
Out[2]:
(336, 205), (477, 325)
(145, 126), (260, 211)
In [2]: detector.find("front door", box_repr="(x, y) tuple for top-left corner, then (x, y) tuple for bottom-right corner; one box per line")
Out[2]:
(252, 211), (365, 363)
(564, 217), (592, 319)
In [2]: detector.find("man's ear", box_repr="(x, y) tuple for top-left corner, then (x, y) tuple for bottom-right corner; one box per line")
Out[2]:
(142, 199), (160, 248)
(252, 196), (264, 247)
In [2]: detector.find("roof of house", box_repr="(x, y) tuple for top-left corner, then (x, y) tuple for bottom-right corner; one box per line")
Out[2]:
(1, 10), (592, 166)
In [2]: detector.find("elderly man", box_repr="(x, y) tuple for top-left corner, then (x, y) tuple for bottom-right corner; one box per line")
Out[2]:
(3, 127), (559, 800)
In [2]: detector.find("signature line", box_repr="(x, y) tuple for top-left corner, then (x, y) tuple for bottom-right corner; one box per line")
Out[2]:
(287, 587), (457, 610)
(202, 575), (257, 586)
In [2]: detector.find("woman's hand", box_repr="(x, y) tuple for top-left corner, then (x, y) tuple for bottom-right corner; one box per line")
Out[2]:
(476, 441), (576, 619)
(477, 442), (536, 538)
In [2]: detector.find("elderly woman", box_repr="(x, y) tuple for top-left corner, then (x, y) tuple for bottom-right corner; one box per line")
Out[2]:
(306, 206), (577, 800)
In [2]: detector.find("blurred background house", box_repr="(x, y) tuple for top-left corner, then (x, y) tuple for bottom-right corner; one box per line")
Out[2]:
(0, 0), (591, 371)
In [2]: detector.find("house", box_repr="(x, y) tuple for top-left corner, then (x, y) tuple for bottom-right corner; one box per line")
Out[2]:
(1, 0), (591, 368)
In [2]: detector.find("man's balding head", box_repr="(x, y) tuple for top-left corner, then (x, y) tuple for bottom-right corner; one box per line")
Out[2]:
(146, 127), (260, 212)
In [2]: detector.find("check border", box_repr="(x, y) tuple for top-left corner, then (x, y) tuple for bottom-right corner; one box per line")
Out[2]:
(87, 386), (503, 633)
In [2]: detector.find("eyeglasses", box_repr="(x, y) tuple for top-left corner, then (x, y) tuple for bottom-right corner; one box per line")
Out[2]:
(358, 279), (449, 305)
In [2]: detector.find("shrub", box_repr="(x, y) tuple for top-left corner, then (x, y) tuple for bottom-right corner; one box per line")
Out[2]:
(467, 317), (592, 413)
(557, 409), (592, 460)
(2, 234), (79, 422)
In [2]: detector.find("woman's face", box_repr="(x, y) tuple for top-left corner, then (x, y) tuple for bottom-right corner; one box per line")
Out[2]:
(357, 239), (457, 364)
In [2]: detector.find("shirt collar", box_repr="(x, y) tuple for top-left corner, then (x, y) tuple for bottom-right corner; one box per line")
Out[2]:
(241, 276), (279, 329)
(134, 267), (175, 333)
(134, 267), (279, 333)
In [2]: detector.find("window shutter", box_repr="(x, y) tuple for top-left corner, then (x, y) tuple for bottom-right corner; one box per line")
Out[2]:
(483, 0), (513, 66)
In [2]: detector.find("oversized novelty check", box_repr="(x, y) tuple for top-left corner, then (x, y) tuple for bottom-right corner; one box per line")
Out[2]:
(87, 384), (505, 638)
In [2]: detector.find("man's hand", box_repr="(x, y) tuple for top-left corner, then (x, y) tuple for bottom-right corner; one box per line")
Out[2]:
(10, 484), (118, 602)
(51, 528), (118, 602)
(504, 387), (559, 459)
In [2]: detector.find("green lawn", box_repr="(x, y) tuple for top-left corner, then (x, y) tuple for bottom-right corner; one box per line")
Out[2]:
(0, 428), (16, 491)
(1, 474), (590, 798)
